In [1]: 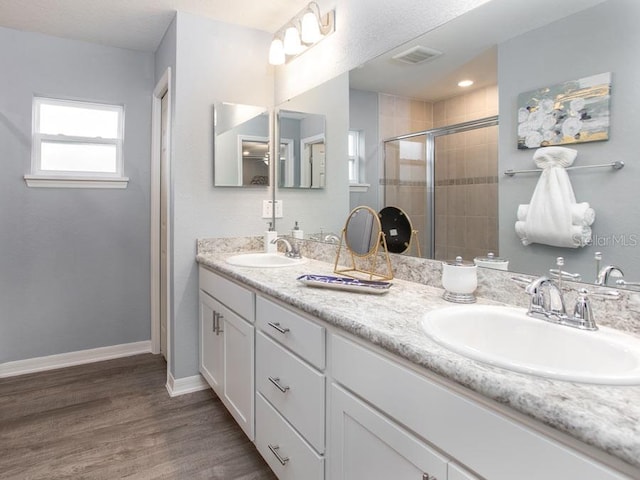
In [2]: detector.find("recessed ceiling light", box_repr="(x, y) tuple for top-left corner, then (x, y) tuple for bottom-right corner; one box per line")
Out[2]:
(458, 79), (474, 88)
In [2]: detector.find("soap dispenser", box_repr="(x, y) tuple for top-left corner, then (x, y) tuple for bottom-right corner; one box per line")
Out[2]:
(264, 222), (277, 253)
(442, 256), (477, 303)
(292, 221), (304, 240)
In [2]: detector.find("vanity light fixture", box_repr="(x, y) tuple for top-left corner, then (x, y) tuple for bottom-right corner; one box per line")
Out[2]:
(458, 79), (474, 88)
(268, 1), (336, 65)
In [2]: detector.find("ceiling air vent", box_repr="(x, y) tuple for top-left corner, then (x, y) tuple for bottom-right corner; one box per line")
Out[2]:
(392, 46), (442, 65)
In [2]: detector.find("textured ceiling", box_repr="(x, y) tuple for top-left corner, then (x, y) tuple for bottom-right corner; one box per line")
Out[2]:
(0, 0), (311, 51)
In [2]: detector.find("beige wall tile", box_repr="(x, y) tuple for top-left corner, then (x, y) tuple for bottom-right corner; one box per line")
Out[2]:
(447, 215), (466, 249)
(466, 216), (488, 249)
(465, 144), (489, 178)
(466, 184), (488, 217)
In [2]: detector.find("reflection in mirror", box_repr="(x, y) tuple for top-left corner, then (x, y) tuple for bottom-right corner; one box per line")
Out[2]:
(332, 0), (640, 289)
(379, 206), (421, 256)
(213, 102), (269, 187)
(278, 110), (326, 189)
(335, 206), (393, 280)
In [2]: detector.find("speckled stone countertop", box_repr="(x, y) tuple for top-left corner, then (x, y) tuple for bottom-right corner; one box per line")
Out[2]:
(196, 244), (640, 473)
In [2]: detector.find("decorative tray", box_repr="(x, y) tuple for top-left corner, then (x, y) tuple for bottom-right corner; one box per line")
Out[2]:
(297, 274), (392, 295)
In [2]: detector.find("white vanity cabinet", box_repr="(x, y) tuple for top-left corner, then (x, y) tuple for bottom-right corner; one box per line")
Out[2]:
(198, 266), (255, 440)
(254, 295), (326, 480)
(330, 334), (629, 480)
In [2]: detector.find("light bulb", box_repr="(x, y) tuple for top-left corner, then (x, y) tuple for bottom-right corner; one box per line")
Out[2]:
(268, 38), (285, 65)
(301, 11), (321, 44)
(283, 26), (303, 55)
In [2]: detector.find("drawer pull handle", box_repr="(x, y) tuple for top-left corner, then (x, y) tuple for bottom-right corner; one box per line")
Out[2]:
(212, 312), (217, 333)
(268, 444), (290, 466)
(268, 376), (290, 393)
(268, 322), (290, 334)
(216, 314), (224, 335)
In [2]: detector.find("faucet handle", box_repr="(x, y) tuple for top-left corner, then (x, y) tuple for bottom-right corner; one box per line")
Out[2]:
(573, 288), (597, 330)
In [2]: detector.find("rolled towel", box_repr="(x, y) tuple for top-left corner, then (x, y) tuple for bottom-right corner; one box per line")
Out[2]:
(515, 221), (531, 246)
(517, 204), (529, 222)
(518, 202), (595, 226)
(572, 202), (596, 226)
(571, 225), (592, 247)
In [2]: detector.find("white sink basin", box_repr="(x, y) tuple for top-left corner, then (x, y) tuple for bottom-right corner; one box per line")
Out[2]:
(421, 305), (640, 385)
(225, 252), (307, 268)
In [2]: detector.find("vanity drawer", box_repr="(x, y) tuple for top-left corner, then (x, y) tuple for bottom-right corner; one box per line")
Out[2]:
(255, 392), (324, 480)
(256, 295), (325, 369)
(256, 331), (325, 453)
(199, 266), (254, 322)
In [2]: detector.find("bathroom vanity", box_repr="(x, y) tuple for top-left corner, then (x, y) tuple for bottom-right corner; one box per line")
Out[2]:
(196, 244), (640, 480)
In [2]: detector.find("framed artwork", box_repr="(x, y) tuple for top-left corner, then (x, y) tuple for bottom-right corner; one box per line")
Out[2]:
(517, 72), (611, 149)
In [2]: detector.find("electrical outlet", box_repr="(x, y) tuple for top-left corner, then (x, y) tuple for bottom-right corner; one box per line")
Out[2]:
(274, 200), (283, 218)
(262, 200), (273, 218)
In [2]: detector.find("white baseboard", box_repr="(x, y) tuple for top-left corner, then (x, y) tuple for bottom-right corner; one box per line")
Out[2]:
(166, 372), (210, 397)
(0, 340), (152, 378)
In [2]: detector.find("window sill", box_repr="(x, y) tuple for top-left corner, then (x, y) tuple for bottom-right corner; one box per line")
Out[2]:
(24, 175), (129, 189)
(349, 183), (370, 193)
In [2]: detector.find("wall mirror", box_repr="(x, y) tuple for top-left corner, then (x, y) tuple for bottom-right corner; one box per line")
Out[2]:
(278, 109), (326, 189)
(335, 206), (393, 281)
(213, 102), (270, 187)
(286, 0), (640, 289)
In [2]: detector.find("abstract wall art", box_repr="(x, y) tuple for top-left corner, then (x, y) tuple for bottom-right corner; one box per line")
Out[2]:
(517, 72), (611, 149)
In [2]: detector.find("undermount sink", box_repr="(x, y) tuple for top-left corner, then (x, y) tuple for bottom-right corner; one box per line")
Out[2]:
(421, 305), (640, 385)
(225, 252), (307, 268)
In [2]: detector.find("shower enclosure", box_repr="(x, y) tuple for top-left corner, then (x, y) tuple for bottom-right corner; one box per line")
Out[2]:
(383, 116), (499, 261)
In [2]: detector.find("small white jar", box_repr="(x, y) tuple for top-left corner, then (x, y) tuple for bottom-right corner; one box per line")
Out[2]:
(442, 256), (477, 303)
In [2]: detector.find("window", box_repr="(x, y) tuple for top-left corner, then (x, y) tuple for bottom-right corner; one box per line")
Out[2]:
(348, 130), (368, 192)
(25, 97), (128, 188)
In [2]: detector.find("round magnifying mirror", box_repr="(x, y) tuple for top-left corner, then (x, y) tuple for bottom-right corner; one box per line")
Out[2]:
(378, 206), (413, 254)
(344, 206), (381, 256)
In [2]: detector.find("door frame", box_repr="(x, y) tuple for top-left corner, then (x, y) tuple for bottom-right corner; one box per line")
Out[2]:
(150, 68), (172, 368)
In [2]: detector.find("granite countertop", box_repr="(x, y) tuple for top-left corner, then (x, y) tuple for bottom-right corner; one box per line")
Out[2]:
(196, 250), (640, 473)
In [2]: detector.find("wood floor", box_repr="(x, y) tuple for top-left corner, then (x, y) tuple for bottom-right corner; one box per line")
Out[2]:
(0, 354), (277, 480)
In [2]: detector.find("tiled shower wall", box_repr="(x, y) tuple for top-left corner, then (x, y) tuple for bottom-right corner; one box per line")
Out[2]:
(380, 85), (498, 260)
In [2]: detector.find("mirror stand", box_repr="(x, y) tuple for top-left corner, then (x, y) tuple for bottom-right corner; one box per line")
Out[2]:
(333, 206), (394, 281)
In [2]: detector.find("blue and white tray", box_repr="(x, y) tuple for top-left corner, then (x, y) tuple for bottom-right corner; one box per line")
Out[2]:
(297, 274), (392, 295)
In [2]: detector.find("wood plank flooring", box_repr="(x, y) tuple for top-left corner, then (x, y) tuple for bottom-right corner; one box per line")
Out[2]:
(0, 354), (277, 480)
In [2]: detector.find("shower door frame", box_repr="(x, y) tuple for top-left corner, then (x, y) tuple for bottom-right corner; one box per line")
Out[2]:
(383, 115), (498, 259)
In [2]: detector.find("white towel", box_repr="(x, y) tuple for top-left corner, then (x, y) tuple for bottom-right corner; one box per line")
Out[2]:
(514, 146), (594, 248)
(517, 202), (595, 226)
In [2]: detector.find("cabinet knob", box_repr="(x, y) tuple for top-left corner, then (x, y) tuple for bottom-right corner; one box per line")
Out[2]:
(267, 321), (290, 334)
(422, 474), (436, 480)
(268, 376), (290, 393)
(267, 444), (290, 466)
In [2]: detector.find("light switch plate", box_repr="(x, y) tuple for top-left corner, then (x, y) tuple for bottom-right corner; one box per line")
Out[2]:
(274, 200), (283, 218)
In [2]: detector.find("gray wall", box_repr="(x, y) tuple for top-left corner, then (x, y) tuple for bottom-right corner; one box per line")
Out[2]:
(498, 0), (640, 281)
(166, 12), (274, 379)
(0, 27), (154, 362)
(349, 89), (380, 211)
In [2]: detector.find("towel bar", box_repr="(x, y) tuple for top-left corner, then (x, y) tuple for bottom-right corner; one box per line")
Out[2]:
(504, 161), (624, 177)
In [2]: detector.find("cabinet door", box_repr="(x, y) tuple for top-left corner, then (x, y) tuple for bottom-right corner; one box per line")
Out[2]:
(223, 308), (255, 440)
(448, 463), (480, 480)
(330, 383), (447, 480)
(199, 290), (224, 396)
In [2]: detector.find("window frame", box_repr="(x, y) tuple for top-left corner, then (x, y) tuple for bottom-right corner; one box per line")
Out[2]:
(25, 97), (128, 188)
(348, 129), (369, 192)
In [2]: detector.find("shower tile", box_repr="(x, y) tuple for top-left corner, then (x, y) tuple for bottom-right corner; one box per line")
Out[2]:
(435, 186), (447, 216)
(433, 101), (445, 127)
(466, 89), (488, 118)
(465, 144), (489, 178)
(466, 216), (488, 249)
(487, 217), (498, 251)
(445, 95), (466, 121)
(395, 96), (411, 118)
(466, 184), (488, 217)
(466, 127), (488, 147)
(447, 215), (466, 249)
(409, 98), (427, 122)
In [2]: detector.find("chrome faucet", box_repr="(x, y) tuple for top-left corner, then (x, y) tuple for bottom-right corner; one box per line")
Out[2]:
(270, 237), (302, 259)
(596, 265), (624, 286)
(525, 276), (597, 331)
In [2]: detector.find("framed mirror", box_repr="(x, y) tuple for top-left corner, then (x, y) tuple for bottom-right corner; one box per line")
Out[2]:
(278, 109), (326, 189)
(213, 102), (270, 187)
(287, 0), (640, 290)
(335, 206), (393, 281)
